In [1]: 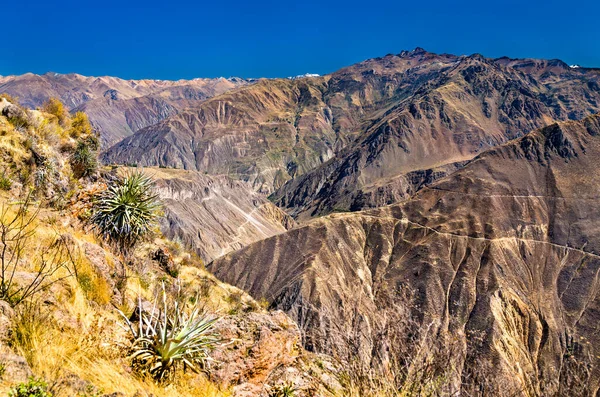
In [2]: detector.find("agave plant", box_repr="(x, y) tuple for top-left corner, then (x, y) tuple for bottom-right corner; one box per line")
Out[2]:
(90, 171), (161, 253)
(71, 140), (98, 179)
(118, 288), (221, 382)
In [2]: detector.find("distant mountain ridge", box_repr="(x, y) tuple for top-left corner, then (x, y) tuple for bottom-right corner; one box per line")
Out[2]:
(0, 72), (252, 145)
(101, 49), (600, 212)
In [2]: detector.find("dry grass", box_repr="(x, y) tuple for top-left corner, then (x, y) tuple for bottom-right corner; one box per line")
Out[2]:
(0, 191), (232, 396)
(0, 103), (243, 396)
(0, 201), (231, 396)
(8, 291), (229, 397)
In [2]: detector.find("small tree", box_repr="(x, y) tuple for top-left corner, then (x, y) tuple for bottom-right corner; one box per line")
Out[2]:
(90, 171), (161, 253)
(68, 111), (93, 139)
(0, 197), (76, 306)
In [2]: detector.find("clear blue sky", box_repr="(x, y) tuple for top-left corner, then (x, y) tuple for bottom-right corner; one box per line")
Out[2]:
(2, 0), (598, 79)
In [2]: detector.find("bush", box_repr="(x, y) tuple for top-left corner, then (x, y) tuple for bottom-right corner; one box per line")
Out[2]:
(0, 173), (12, 191)
(41, 98), (68, 126)
(90, 171), (161, 253)
(71, 140), (98, 179)
(0, 198), (76, 306)
(9, 377), (52, 397)
(68, 112), (93, 139)
(118, 289), (221, 383)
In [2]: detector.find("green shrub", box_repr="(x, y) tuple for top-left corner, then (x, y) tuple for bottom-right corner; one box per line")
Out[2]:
(117, 289), (221, 383)
(90, 171), (161, 253)
(0, 173), (12, 191)
(9, 377), (53, 397)
(270, 382), (297, 397)
(71, 140), (98, 179)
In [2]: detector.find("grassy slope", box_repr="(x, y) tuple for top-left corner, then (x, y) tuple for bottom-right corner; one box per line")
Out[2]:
(0, 97), (265, 396)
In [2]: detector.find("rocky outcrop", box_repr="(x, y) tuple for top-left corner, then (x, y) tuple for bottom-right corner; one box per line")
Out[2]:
(152, 168), (295, 262)
(0, 73), (251, 146)
(211, 311), (341, 397)
(210, 114), (600, 395)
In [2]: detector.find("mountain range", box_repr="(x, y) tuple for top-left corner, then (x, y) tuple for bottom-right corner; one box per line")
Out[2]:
(3, 48), (600, 395)
(0, 72), (251, 145)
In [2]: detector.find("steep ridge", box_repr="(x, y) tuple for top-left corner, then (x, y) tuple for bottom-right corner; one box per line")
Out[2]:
(272, 53), (600, 219)
(209, 114), (600, 395)
(101, 50), (462, 193)
(0, 73), (250, 145)
(103, 49), (600, 202)
(150, 167), (294, 262)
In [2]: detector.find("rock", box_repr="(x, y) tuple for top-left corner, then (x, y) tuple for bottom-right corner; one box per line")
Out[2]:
(151, 248), (179, 277)
(210, 311), (341, 396)
(1, 103), (27, 123)
(0, 301), (14, 342)
(0, 346), (33, 384)
(211, 311), (300, 387)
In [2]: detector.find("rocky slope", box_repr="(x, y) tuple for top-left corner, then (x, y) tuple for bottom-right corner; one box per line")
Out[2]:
(0, 97), (339, 397)
(0, 73), (250, 145)
(103, 49), (600, 207)
(271, 53), (600, 219)
(209, 114), (600, 395)
(101, 49), (462, 192)
(150, 167), (294, 262)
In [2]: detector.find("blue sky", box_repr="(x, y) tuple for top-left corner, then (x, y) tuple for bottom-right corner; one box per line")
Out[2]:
(2, 0), (598, 79)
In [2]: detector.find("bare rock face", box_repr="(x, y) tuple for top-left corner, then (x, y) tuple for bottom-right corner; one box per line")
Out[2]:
(0, 73), (250, 146)
(152, 168), (295, 262)
(211, 311), (341, 397)
(210, 114), (600, 395)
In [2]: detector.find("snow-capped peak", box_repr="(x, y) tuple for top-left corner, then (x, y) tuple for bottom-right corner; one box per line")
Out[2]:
(287, 73), (320, 80)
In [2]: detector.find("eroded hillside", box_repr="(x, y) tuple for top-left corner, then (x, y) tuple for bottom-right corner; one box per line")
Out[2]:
(0, 96), (340, 397)
(102, 49), (600, 210)
(210, 114), (600, 396)
(151, 167), (294, 262)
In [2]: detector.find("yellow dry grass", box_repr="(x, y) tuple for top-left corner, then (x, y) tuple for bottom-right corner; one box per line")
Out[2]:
(0, 105), (237, 396)
(6, 285), (230, 397)
(0, 194), (232, 396)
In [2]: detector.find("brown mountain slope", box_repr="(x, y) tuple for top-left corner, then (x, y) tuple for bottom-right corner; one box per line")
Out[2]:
(101, 50), (462, 193)
(150, 167), (294, 262)
(0, 73), (249, 145)
(272, 54), (600, 219)
(209, 114), (600, 395)
(103, 49), (600, 203)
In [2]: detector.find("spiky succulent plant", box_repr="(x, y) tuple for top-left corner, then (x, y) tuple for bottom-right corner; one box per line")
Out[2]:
(90, 171), (161, 253)
(118, 289), (221, 382)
